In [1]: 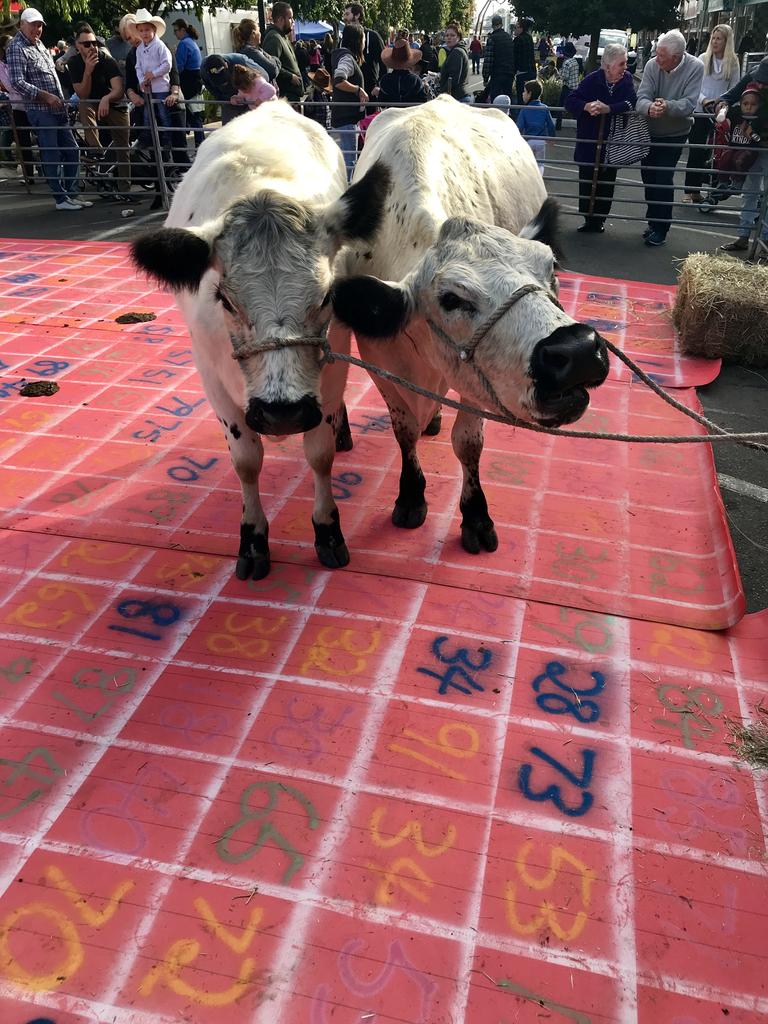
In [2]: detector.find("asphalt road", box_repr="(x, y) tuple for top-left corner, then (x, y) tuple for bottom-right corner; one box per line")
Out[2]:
(0, 118), (765, 613)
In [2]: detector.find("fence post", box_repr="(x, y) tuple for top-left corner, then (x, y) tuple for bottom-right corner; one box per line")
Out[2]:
(145, 90), (171, 212)
(747, 173), (768, 263)
(587, 114), (607, 218)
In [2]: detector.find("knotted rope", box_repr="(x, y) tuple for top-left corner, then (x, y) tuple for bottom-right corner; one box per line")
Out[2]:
(231, 289), (768, 451)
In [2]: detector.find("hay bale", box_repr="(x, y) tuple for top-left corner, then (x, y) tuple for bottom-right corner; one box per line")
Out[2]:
(673, 252), (768, 367)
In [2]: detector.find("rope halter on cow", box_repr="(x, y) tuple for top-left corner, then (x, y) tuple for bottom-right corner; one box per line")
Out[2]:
(228, 292), (768, 451)
(231, 334), (331, 362)
(424, 281), (564, 425)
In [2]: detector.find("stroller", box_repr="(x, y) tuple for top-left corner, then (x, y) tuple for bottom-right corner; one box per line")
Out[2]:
(698, 105), (761, 213)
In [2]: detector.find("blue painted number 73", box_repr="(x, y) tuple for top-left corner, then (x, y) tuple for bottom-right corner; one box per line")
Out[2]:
(518, 747), (595, 818)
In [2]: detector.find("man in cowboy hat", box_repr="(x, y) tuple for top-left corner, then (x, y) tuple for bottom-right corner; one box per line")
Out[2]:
(6, 8), (85, 210)
(378, 36), (429, 103)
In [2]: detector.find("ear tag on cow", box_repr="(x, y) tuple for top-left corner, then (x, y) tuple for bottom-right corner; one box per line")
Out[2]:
(459, 350), (469, 361)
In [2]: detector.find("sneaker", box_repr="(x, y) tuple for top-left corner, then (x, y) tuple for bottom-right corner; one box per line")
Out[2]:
(55, 199), (81, 211)
(720, 238), (749, 253)
(113, 193), (138, 203)
(644, 230), (667, 247)
(68, 195), (93, 207)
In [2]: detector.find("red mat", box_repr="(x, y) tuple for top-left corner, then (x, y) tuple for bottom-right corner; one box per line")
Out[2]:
(559, 272), (721, 388)
(0, 242), (743, 631)
(0, 239), (764, 1024)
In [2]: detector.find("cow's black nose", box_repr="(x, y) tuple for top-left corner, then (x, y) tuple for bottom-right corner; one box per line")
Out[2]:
(245, 395), (322, 436)
(531, 325), (609, 395)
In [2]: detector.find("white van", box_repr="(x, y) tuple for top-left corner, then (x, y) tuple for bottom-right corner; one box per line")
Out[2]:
(598, 28), (629, 56)
(572, 29), (629, 59)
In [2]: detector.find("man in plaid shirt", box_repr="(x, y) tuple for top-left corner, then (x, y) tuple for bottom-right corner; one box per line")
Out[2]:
(556, 41), (581, 130)
(7, 7), (87, 210)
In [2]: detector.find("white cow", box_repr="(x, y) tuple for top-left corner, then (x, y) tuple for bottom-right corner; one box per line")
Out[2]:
(330, 96), (608, 553)
(131, 103), (390, 579)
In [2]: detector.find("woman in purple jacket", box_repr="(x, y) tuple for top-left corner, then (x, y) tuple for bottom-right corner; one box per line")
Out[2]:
(565, 44), (637, 233)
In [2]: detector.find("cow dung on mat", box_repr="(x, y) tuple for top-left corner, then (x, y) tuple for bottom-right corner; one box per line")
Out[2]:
(672, 252), (768, 367)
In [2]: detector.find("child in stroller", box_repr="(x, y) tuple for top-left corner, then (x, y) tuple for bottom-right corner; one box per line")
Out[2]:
(701, 86), (767, 210)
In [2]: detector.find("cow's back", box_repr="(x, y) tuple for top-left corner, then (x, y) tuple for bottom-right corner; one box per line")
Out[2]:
(334, 95), (548, 433)
(162, 102), (347, 412)
(167, 102), (347, 230)
(344, 95), (546, 280)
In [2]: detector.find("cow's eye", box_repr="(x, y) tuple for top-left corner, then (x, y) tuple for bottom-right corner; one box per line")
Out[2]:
(439, 291), (476, 314)
(216, 286), (236, 315)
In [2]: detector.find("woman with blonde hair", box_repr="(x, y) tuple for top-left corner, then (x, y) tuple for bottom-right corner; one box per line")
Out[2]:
(684, 24), (741, 203)
(233, 17), (259, 53)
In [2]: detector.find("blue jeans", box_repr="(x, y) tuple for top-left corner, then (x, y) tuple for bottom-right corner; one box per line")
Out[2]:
(738, 149), (768, 240)
(144, 93), (189, 170)
(26, 107), (79, 201)
(331, 124), (358, 181)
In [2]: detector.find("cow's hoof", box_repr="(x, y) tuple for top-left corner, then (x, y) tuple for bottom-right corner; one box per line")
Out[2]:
(461, 520), (499, 554)
(235, 552), (271, 580)
(313, 511), (349, 570)
(316, 540), (350, 569)
(236, 523), (270, 579)
(392, 501), (427, 529)
(335, 406), (354, 452)
(422, 411), (442, 437)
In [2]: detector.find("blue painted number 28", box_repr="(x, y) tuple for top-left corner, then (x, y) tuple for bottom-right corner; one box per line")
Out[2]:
(532, 661), (605, 723)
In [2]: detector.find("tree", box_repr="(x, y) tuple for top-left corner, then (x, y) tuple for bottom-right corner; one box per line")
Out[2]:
(32, 0), (259, 45)
(373, 0), (413, 35)
(520, 0), (678, 68)
(447, 0), (473, 33)
(412, 0), (448, 32)
(294, 0), (356, 27)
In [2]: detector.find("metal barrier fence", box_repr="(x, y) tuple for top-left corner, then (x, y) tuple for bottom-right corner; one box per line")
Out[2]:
(1, 96), (766, 260)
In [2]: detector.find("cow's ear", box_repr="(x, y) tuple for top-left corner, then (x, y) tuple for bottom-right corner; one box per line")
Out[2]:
(326, 160), (391, 244)
(439, 217), (483, 243)
(520, 198), (563, 262)
(331, 275), (410, 339)
(131, 227), (213, 292)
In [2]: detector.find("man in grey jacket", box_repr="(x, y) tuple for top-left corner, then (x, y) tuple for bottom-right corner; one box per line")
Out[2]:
(636, 29), (704, 246)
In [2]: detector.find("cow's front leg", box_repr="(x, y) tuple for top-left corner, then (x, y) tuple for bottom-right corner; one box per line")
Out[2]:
(390, 407), (428, 529)
(334, 403), (354, 452)
(304, 420), (350, 569)
(231, 434), (271, 580)
(452, 408), (498, 554)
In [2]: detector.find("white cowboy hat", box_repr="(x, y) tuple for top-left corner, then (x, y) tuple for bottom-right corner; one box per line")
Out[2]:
(134, 8), (166, 33)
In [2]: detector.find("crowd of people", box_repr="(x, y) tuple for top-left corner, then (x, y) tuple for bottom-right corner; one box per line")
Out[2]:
(0, 4), (766, 254)
(0, 6), (198, 209)
(561, 26), (767, 253)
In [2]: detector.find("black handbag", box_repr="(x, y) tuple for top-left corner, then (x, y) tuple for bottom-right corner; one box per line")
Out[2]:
(605, 113), (651, 166)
